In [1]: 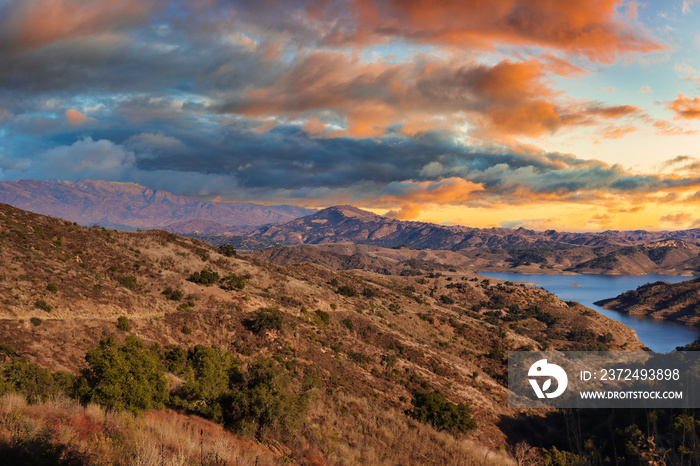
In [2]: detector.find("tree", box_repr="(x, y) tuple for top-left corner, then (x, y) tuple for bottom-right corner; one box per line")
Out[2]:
(172, 345), (234, 421)
(77, 335), (168, 413)
(407, 390), (477, 435)
(222, 357), (307, 441)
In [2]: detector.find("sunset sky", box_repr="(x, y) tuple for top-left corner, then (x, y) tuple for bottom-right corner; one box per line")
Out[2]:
(2, 0), (700, 231)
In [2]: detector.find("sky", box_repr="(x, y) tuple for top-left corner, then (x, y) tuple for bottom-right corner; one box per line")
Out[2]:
(2, 0), (700, 231)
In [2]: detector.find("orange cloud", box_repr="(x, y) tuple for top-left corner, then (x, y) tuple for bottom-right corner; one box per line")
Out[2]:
(660, 213), (692, 225)
(366, 177), (485, 213)
(666, 93), (700, 119)
(65, 109), (95, 126)
(347, 0), (660, 62)
(6, 0), (156, 49)
(599, 125), (636, 139)
(223, 53), (640, 140)
(653, 120), (697, 136)
(385, 203), (423, 220)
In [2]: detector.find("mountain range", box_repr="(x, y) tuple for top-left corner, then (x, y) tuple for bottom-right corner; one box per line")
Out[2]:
(251, 205), (700, 249)
(0, 179), (315, 231)
(3, 179), (700, 275)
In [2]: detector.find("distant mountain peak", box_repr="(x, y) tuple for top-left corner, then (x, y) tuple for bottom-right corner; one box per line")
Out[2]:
(316, 205), (382, 220)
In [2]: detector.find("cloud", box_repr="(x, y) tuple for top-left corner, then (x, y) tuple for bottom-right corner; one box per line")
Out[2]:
(653, 120), (697, 136)
(683, 0), (700, 14)
(660, 213), (692, 225)
(35, 137), (136, 180)
(0, 0), (158, 50)
(343, 0), (660, 61)
(216, 52), (643, 140)
(500, 218), (559, 230)
(666, 93), (700, 119)
(65, 109), (96, 126)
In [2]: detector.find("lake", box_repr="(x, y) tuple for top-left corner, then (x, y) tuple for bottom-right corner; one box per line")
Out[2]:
(480, 272), (700, 353)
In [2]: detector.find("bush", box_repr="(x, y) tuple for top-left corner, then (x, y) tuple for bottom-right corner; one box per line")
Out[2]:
(221, 273), (250, 291)
(118, 276), (138, 289)
(248, 308), (283, 334)
(117, 316), (130, 332)
(188, 268), (219, 286)
(34, 300), (52, 312)
(342, 318), (354, 330)
(171, 345), (234, 420)
(222, 357), (307, 441)
(162, 288), (183, 301)
(439, 295), (455, 305)
(407, 390), (477, 435)
(336, 285), (357, 297)
(314, 309), (330, 325)
(182, 326), (192, 335)
(77, 335), (169, 413)
(3, 358), (71, 403)
(46, 283), (58, 293)
(30, 317), (42, 326)
(218, 245), (237, 257)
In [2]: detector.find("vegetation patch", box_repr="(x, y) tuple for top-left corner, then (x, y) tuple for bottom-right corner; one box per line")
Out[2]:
(407, 390), (477, 435)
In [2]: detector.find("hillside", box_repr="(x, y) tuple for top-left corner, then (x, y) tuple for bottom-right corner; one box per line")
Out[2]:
(0, 179), (314, 230)
(595, 278), (700, 327)
(0, 201), (653, 464)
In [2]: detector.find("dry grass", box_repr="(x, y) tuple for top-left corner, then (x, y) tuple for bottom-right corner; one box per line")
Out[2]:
(306, 392), (514, 465)
(0, 394), (279, 465)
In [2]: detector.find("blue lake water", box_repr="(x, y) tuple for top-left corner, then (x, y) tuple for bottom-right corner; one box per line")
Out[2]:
(480, 272), (700, 353)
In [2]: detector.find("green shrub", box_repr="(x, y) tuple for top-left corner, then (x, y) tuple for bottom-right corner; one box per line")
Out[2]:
(221, 273), (250, 291)
(188, 268), (219, 285)
(77, 335), (169, 413)
(439, 295), (455, 304)
(30, 317), (42, 326)
(162, 288), (183, 301)
(342, 318), (354, 330)
(3, 359), (70, 403)
(182, 326), (192, 335)
(46, 283), (58, 293)
(347, 351), (371, 364)
(171, 345), (234, 420)
(222, 357), (307, 441)
(314, 309), (330, 325)
(118, 276), (138, 289)
(34, 300), (52, 312)
(218, 245), (237, 257)
(177, 302), (195, 311)
(407, 390), (477, 435)
(117, 316), (130, 332)
(248, 308), (283, 334)
(336, 285), (357, 297)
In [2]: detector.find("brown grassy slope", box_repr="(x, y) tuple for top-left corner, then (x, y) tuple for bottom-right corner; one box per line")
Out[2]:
(0, 393), (279, 465)
(595, 277), (700, 326)
(0, 202), (644, 464)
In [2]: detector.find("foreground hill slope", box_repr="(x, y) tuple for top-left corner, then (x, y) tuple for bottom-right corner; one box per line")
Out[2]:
(0, 179), (314, 230)
(0, 201), (651, 464)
